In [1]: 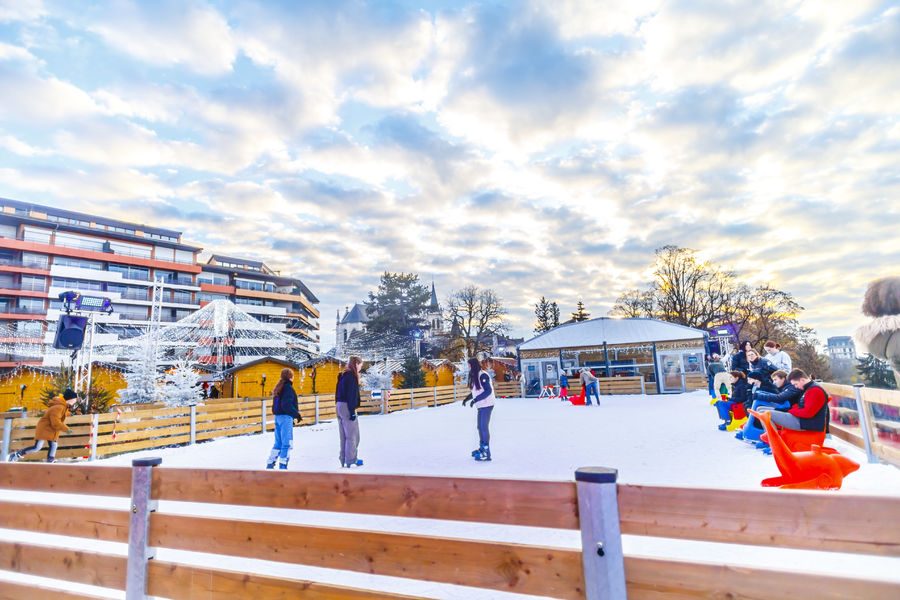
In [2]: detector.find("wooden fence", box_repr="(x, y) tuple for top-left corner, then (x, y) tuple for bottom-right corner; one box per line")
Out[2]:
(0, 383), (506, 462)
(822, 382), (900, 467)
(0, 461), (897, 599)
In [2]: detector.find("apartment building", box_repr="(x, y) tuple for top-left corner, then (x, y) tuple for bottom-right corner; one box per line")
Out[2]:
(0, 198), (319, 368)
(198, 255), (320, 350)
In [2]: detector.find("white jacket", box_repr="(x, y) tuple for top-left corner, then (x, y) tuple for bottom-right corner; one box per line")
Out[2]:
(471, 372), (495, 409)
(766, 350), (792, 372)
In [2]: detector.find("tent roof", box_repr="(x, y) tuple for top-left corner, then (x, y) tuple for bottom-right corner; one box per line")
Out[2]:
(519, 318), (706, 351)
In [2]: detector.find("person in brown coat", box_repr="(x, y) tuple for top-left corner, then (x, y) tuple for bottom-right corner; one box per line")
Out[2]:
(8, 389), (79, 463)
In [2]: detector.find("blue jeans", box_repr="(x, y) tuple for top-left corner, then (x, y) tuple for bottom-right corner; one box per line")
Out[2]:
(477, 406), (493, 446)
(708, 375), (716, 398)
(269, 414), (294, 464)
(585, 382), (600, 405)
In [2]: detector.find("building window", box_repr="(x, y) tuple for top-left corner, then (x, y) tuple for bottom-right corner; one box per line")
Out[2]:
(54, 232), (104, 252)
(21, 276), (46, 292)
(22, 253), (49, 269)
(172, 290), (192, 304)
(109, 264), (150, 281)
(235, 279), (275, 292)
(22, 226), (52, 244)
(198, 292), (228, 303)
(52, 277), (104, 292)
(235, 297), (264, 306)
(53, 256), (103, 270)
(107, 284), (147, 301)
(18, 298), (45, 312)
(199, 272), (230, 286)
(174, 249), (194, 264)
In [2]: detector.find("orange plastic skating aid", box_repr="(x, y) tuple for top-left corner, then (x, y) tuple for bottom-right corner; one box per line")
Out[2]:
(751, 410), (859, 490)
(759, 429), (831, 453)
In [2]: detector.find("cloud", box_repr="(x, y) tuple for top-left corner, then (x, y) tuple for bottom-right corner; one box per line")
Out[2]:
(0, 0), (896, 351)
(85, 1), (236, 75)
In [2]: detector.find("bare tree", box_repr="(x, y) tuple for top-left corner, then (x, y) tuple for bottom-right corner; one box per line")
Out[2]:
(609, 289), (656, 318)
(446, 285), (508, 357)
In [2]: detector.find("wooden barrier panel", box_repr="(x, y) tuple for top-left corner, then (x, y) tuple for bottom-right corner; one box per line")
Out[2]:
(618, 484), (900, 556)
(150, 513), (585, 599)
(147, 562), (421, 600)
(152, 469), (579, 529)
(0, 581), (112, 600)
(625, 555), (900, 600)
(0, 463), (132, 496)
(0, 501), (130, 542)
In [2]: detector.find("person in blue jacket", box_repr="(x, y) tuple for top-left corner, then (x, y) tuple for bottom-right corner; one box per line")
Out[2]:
(558, 372), (569, 402)
(738, 369), (804, 443)
(266, 369), (301, 470)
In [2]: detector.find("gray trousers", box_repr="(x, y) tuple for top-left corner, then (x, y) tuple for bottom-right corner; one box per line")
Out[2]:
(336, 402), (360, 466)
(758, 406), (803, 430)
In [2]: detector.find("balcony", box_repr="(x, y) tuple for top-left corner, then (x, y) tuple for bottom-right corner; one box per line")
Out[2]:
(0, 282), (47, 292)
(0, 307), (46, 315)
(0, 258), (49, 270)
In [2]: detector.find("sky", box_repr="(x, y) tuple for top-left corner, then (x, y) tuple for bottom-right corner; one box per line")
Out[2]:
(0, 0), (897, 352)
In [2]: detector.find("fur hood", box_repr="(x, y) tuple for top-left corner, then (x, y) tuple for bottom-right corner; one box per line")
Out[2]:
(855, 315), (900, 356)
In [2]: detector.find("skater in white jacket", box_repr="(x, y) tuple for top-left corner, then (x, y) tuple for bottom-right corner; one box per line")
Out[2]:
(466, 357), (495, 462)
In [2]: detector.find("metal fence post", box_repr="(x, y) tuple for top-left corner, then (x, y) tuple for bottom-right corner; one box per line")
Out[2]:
(126, 457), (161, 600)
(1, 418), (12, 462)
(680, 371), (686, 393)
(433, 387), (438, 407)
(575, 467), (626, 600)
(260, 399), (268, 435)
(314, 395), (320, 424)
(853, 383), (878, 464)
(89, 414), (99, 461)
(410, 388), (414, 410)
(381, 390), (387, 415)
(640, 378), (646, 395)
(189, 404), (197, 445)
(453, 384), (458, 403)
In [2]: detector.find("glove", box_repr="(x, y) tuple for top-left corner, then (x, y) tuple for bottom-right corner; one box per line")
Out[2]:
(462, 393), (472, 406)
(293, 415), (302, 425)
(350, 413), (357, 421)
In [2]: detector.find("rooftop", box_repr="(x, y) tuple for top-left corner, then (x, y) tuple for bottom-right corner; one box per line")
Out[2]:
(519, 317), (706, 351)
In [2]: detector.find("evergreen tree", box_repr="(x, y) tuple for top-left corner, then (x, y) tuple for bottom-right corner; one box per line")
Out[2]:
(40, 367), (113, 414)
(534, 297), (552, 333)
(399, 353), (426, 389)
(856, 354), (898, 389)
(365, 272), (431, 337)
(162, 360), (202, 406)
(550, 302), (560, 328)
(571, 301), (591, 322)
(119, 343), (160, 404)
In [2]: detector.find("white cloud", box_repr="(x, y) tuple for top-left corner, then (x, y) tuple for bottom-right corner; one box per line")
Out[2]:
(87, 0), (237, 75)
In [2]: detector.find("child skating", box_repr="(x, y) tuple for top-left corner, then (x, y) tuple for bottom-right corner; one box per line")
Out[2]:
(8, 389), (79, 463)
(466, 357), (495, 461)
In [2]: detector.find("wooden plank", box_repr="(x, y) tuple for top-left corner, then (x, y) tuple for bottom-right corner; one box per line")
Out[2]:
(95, 424), (193, 445)
(0, 464), (131, 496)
(0, 501), (129, 541)
(0, 581), (111, 600)
(0, 540), (126, 590)
(625, 555), (900, 599)
(97, 415), (191, 433)
(150, 514), (584, 599)
(195, 424), (260, 442)
(618, 484), (900, 556)
(96, 434), (192, 457)
(152, 469), (578, 529)
(861, 386), (900, 409)
(147, 562), (423, 600)
(821, 382), (856, 398)
(198, 400), (263, 413)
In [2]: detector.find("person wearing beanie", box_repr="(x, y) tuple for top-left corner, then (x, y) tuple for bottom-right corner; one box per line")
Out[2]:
(8, 389), (79, 463)
(856, 277), (900, 385)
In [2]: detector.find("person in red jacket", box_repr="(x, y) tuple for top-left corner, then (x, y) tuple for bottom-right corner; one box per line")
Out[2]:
(757, 369), (828, 432)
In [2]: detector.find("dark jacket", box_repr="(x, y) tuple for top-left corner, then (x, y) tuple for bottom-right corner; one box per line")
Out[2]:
(559, 374), (569, 388)
(730, 377), (751, 406)
(789, 382), (830, 431)
(754, 382), (803, 408)
(335, 371), (361, 416)
(272, 383), (300, 419)
(747, 357), (779, 393)
(731, 351), (749, 374)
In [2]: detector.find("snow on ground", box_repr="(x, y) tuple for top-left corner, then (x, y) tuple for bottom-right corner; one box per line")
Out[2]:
(2, 392), (899, 599)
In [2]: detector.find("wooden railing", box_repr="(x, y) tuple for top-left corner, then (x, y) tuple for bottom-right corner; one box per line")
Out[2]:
(0, 385), (473, 462)
(0, 461), (897, 599)
(822, 382), (900, 467)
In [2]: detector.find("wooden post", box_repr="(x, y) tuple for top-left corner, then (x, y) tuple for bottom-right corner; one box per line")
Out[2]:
(575, 467), (626, 600)
(314, 395), (320, 424)
(189, 404), (197, 445)
(89, 413), (99, 461)
(126, 457), (161, 600)
(410, 388), (414, 410)
(381, 391), (387, 415)
(853, 384), (878, 464)
(1, 418), (11, 462)
(260, 400), (268, 435)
